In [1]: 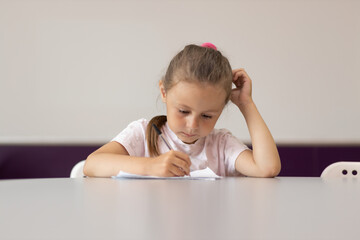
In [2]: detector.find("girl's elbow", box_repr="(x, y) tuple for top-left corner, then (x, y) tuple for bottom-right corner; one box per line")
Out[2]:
(260, 163), (281, 178)
(82, 161), (91, 177)
(83, 155), (95, 177)
(264, 168), (281, 178)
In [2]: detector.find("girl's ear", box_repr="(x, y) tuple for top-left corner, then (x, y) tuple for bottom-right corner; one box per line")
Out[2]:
(159, 80), (167, 102)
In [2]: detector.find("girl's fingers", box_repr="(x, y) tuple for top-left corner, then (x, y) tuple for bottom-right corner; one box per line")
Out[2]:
(172, 157), (190, 175)
(233, 71), (246, 83)
(169, 164), (187, 177)
(232, 68), (245, 79)
(233, 69), (251, 88)
(234, 70), (248, 80)
(161, 150), (191, 176)
(173, 151), (191, 167)
(233, 74), (245, 88)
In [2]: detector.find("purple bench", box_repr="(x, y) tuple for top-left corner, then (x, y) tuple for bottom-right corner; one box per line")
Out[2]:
(1, 145), (359, 179)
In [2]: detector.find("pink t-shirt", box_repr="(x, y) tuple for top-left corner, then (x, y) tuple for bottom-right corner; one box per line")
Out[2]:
(112, 119), (249, 176)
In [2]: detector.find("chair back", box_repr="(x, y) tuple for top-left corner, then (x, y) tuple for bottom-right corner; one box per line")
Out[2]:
(70, 160), (86, 178)
(321, 161), (360, 178)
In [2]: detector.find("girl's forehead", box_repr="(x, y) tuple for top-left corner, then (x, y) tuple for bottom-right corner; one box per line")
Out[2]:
(167, 81), (226, 112)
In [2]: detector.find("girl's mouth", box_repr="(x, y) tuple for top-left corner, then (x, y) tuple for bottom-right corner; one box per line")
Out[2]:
(181, 132), (197, 138)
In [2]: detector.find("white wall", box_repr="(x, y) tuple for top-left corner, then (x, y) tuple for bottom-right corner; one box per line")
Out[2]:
(1, 0), (359, 145)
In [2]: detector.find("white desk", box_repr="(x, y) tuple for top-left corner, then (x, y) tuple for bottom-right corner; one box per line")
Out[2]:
(1, 177), (359, 240)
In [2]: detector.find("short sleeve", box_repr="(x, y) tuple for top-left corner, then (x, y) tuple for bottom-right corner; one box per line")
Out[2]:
(111, 119), (148, 157)
(220, 130), (250, 176)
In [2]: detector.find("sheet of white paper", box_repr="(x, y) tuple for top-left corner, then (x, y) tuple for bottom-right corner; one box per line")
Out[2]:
(112, 167), (221, 180)
(189, 167), (220, 178)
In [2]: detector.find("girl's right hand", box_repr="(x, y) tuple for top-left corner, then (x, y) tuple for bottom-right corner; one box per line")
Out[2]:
(147, 150), (191, 177)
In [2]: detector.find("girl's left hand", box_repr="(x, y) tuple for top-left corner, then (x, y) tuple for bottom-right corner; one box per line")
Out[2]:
(230, 68), (253, 107)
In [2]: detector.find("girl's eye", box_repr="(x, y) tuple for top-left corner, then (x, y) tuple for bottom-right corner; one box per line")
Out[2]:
(202, 114), (212, 119)
(179, 110), (189, 114)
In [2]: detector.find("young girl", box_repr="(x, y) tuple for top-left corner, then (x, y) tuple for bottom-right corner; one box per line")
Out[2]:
(84, 43), (281, 178)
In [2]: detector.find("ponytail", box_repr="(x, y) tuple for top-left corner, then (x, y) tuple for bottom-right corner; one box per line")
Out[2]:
(146, 115), (167, 157)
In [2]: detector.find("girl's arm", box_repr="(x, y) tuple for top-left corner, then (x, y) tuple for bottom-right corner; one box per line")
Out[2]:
(231, 69), (281, 177)
(84, 142), (191, 177)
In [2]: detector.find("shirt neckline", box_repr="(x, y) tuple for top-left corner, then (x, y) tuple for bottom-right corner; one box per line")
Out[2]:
(164, 122), (206, 150)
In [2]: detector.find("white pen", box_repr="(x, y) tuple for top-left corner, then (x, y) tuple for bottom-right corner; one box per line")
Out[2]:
(152, 124), (172, 150)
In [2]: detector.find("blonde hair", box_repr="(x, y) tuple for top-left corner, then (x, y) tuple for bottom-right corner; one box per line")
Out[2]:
(146, 44), (233, 156)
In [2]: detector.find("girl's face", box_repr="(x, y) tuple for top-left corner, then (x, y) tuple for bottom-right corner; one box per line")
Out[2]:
(160, 80), (227, 144)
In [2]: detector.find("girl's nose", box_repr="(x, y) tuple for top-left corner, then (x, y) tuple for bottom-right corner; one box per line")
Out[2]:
(187, 116), (199, 129)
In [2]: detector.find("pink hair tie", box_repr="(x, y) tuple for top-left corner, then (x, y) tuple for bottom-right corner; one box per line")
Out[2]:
(201, 42), (217, 50)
